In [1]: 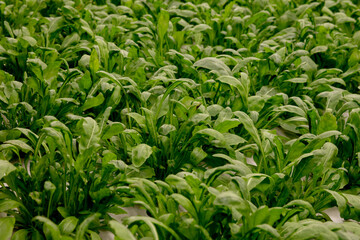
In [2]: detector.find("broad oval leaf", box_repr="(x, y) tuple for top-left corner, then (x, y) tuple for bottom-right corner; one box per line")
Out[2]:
(0, 217), (15, 240)
(171, 193), (198, 221)
(0, 160), (16, 180)
(194, 57), (232, 76)
(59, 217), (79, 235)
(33, 216), (61, 240)
(109, 220), (136, 240)
(132, 144), (153, 167)
(11, 229), (29, 240)
(75, 213), (100, 240)
(77, 117), (101, 154)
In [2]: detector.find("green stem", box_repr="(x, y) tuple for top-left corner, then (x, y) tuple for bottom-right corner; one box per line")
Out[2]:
(214, 82), (221, 104)
(34, 134), (46, 161)
(47, 193), (54, 218)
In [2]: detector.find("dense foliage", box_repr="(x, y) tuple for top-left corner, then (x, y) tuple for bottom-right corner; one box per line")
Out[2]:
(1, 0), (360, 239)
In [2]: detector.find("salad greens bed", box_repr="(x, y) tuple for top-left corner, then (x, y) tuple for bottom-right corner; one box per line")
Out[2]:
(1, 0), (360, 239)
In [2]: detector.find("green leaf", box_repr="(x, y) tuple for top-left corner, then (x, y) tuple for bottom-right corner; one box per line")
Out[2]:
(213, 191), (249, 213)
(223, 133), (246, 146)
(191, 24), (212, 32)
(310, 78), (345, 87)
(43, 61), (61, 88)
(166, 175), (192, 193)
(132, 144), (153, 167)
(284, 200), (316, 216)
(75, 118), (101, 171)
(157, 10), (170, 43)
(3, 140), (33, 153)
(343, 193), (360, 210)
(275, 105), (307, 118)
(109, 220), (136, 240)
(78, 71), (92, 91)
(190, 147), (207, 164)
(0, 217), (15, 240)
(311, 46), (328, 55)
(252, 206), (285, 226)
(254, 224), (280, 238)
(80, 19), (94, 37)
(33, 216), (61, 240)
(194, 128), (225, 143)
(90, 49), (100, 75)
(129, 216), (159, 240)
(59, 217), (79, 235)
(102, 122), (125, 139)
(88, 231), (101, 240)
(205, 164), (251, 186)
(217, 75), (241, 89)
(214, 119), (241, 133)
(127, 216), (181, 240)
(246, 174), (273, 192)
(171, 193), (198, 221)
(155, 80), (185, 120)
(335, 12), (356, 24)
(57, 207), (70, 218)
(75, 213), (100, 240)
(341, 64), (360, 78)
(325, 190), (347, 213)
(194, 57), (232, 76)
(234, 111), (262, 149)
(284, 50), (309, 65)
(285, 78), (307, 84)
(77, 117), (100, 154)
(159, 124), (176, 136)
(44, 181), (56, 193)
(11, 229), (29, 240)
(0, 160), (16, 180)
(292, 142), (338, 181)
(288, 224), (338, 240)
(98, 107), (112, 135)
(317, 110), (337, 134)
(212, 154), (252, 174)
(61, 33), (80, 49)
(82, 93), (105, 111)
(300, 56), (317, 72)
(127, 112), (146, 128)
(47, 17), (64, 34)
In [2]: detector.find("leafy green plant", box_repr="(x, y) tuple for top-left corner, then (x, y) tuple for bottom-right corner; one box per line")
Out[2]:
(1, 0), (360, 239)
